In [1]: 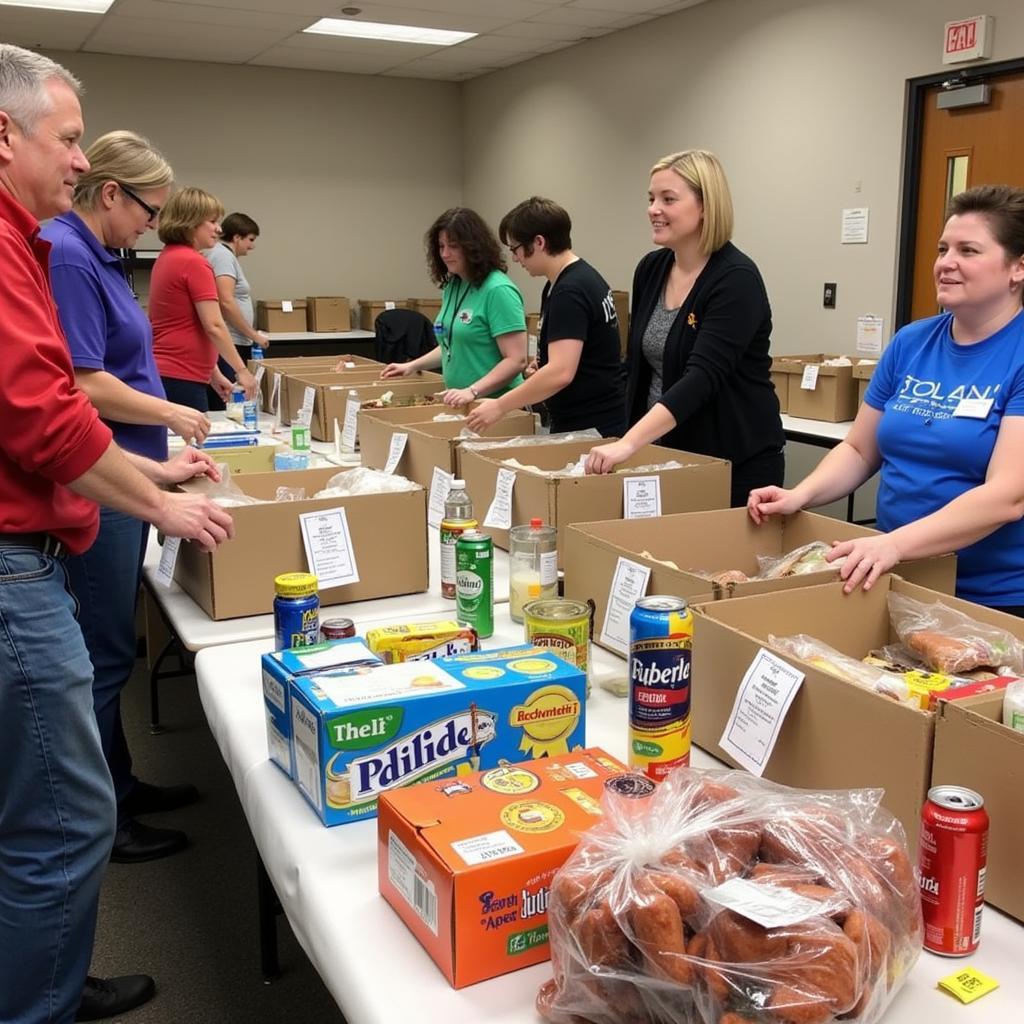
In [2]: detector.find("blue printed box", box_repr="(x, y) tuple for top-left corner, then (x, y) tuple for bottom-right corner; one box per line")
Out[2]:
(261, 637), (382, 778)
(288, 644), (586, 826)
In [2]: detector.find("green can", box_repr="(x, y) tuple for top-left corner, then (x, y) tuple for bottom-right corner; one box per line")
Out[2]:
(455, 529), (494, 638)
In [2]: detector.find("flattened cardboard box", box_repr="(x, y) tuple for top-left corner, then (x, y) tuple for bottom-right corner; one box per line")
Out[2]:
(173, 465), (427, 619)
(256, 299), (308, 332)
(358, 298), (409, 330)
(379, 747), (627, 988)
(563, 508), (956, 653)
(360, 411), (536, 489)
(775, 353), (858, 422)
(306, 296), (351, 332)
(460, 438), (730, 563)
(689, 576), (1024, 850)
(932, 690), (1024, 922)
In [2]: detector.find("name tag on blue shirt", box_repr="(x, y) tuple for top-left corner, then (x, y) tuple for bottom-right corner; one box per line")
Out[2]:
(952, 397), (994, 419)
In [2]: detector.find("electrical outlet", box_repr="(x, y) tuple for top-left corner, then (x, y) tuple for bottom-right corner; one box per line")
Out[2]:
(823, 282), (837, 309)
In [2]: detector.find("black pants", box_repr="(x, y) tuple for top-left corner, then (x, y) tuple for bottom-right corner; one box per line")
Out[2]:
(730, 449), (786, 508)
(161, 376), (210, 413)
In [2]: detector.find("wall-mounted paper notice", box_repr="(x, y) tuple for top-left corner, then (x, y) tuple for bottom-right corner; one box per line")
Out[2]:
(840, 207), (869, 244)
(856, 315), (884, 355)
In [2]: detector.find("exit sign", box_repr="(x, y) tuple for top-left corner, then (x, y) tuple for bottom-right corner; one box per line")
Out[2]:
(942, 15), (993, 64)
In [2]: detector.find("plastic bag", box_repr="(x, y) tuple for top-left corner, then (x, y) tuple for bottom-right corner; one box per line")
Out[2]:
(459, 429), (601, 454)
(757, 541), (844, 580)
(203, 465), (267, 507)
(312, 466), (420, 497)
(538, 767), (921, 1024)
(1004, 679), (1024, 731)
(888, 592), (1024, 675)
(274, 486), (306, 502)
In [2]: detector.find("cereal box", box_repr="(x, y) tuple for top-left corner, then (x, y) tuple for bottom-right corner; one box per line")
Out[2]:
(365, 620), (479, 663)
(261, 637), (382, 778)
(378, 747), (628, 987)
(288, 645), (587, 826)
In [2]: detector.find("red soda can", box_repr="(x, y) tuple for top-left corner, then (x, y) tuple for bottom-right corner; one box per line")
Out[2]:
(918, 785), (989, 956)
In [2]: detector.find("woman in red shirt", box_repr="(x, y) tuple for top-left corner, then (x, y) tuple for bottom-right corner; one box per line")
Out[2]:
(150, 187), (257, 410)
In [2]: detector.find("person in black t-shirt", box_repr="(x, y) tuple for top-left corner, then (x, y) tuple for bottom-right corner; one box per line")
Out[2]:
(465, 197), (626, 437)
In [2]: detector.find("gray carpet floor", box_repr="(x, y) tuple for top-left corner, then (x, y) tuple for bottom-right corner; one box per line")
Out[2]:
(88, 657), (346, 1024)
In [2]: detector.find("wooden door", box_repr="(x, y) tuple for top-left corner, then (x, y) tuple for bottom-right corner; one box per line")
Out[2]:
(911, 71), (1024, 321)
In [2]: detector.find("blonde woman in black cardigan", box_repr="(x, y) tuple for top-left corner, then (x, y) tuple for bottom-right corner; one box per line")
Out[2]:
(585, 149), (784, 506)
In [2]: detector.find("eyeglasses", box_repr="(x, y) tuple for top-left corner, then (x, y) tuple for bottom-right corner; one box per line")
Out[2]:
(119, 183), (160, 224)
(509, 242), (525, 256)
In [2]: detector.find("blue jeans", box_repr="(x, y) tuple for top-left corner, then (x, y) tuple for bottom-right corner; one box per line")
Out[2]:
(65, 509), (149, 821)
(0, 547), (116, 1023)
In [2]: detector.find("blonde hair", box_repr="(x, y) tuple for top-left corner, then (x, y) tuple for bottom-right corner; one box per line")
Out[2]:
(650, 149), (734, 255)
(157, 186), (224, 245)
(73, 130), (173, 210)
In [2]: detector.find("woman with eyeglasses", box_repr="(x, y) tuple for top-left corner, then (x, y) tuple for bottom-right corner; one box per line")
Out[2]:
(40, 131), (216, 865)
(380, 207), (527, 406)
(150, 186), (258, 411)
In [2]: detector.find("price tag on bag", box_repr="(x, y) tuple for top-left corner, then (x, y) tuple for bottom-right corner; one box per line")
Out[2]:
(383, 432), (408, 474)
(599, 557), (651, 655)
(623, 476), (661, 519)
(483, 468), (516, 529)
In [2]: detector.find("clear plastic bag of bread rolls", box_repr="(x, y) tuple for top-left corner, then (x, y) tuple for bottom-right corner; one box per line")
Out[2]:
(537, 768), (922, 1024)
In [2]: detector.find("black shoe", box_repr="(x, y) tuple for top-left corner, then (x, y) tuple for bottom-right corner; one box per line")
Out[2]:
(120, 780), (200, 818)
(76, 974), (155, 1021)
(110, 819), (188, 864)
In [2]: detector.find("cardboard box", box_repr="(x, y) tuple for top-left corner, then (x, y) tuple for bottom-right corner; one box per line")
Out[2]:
(198, 438), (279, 475)
(306, 296), (351, 333)
(261, 638), (383, 778)
(359, 298), (409, 330)
(379, 747), (627, 987)
(932, 690), (1024, 922)
(854, 360), (877, 405)
(770, 357), (790, 414)
(257, 358), (379, 414)
(360, 410), (536, 489)
(289, 644), (587, 826)
(280, 369), (401, 425)
(409, 297), (442, 320)
(459, 438), (730, 561)
(563, 508), (957, 651)
(257, 299), (308, 332)
(611, 289), (629, 359)
(689, 576), (1024, 848)
(173, 465), (428, 619)
(776, 354), (858, 422)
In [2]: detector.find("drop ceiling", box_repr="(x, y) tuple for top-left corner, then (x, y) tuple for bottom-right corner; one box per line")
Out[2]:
(0, 0), (711, 81)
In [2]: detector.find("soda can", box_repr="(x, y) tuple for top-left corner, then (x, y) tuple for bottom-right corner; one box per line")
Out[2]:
(455, 530), (494, 639)
(919, 785), (989, 955)
(629, 596), (693, 781)
(320, 617), (356, 641)
(273, 572), (320, 650)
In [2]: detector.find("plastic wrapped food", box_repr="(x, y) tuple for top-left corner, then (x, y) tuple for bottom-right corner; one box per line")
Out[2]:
(205, 466), (267, 507)
(538, 768), (921, 1024)
(758, 542), (845, 580)
(888, 592), (1024, 675)
(274, 486), (306, 502)
(500, 457), (687, 478)
(459, 429), (601, 453)
(313, 467), (420, 497)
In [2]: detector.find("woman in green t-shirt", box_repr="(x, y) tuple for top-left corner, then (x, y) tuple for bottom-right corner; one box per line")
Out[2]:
(382, 207), (527, 406)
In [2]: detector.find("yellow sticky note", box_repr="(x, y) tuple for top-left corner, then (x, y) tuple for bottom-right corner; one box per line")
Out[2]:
(938, 966), (1000, 1004)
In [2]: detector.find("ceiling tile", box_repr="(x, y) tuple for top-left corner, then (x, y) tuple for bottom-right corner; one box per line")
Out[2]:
(529, 7), (632, 28)
(0, 10), (101, 51)
(84, 18), (285, 62)
(316, 4), (516, 33)
(272, 33), (446, 60)
(489, 22), (587, 43)
(112, 0), (307, 31)
(568, 0), (680, 12)
(249, 45), (408, 74)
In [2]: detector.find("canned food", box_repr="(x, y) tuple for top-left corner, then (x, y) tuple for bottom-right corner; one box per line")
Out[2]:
(629, 596), (693, 781)
(919, 785), (989, 956)
(273, 572), (319, 650)
(320, 617), (355, 641)
(522, 598), (594, 695)
(455, 530), (494, 639)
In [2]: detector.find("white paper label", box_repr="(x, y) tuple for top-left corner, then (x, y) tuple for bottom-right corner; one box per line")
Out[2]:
(271, 373), (282, 417)
(704, 877), (826, 928)
(855, 315), (884, 355)
(291, 641), (375, 670)
(344, 361), (356, 369)
(800, 364), (820, 391)
(427, 467), (454, 529)
(719, 648), (804, 776)
(450, 829), (525, 867)
(254, 365), (265, 389)
(384, 432), (409, 474)
(299, 385), (315, 427)
(385, 300), (396, 311)
(389, 831), (438, 935)
(298, 507), (360, 588)
(483, 468), (516, 529)
(539, 549), (558, 586)
(623, 476), (662, 519)
(291, 699), (322, 812)
(155, 536), (181, 588)
(840, 207), (869, 244)
(281, 299), (293, 313)
(563, 761), (598, 780)
(953, 397), (994, 419)
(333, 417), (342, 459)
(341, 397), (360, 451)
(599, 557), (652, 655)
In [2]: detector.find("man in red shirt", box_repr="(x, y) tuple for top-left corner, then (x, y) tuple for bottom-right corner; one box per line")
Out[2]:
(0, 45), (234, 1023)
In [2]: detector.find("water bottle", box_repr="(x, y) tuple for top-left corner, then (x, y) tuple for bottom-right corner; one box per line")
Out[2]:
(440, 480), (477, 600)
(227, 386), (244, 422)
(243, 395), (258, 430)
(251, 344), (264, 361)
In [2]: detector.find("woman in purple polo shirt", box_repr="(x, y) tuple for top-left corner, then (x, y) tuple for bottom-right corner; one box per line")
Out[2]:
(42, 131), (208, 864)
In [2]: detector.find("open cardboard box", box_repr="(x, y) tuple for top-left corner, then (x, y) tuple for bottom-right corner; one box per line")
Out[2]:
(460, 438), (730, 561)
(563, 508), (956, 651)
(281, 369), (439, 425)
(853, 360), (877, 405)
(358, 298), (409, 330)
(932, 690), (1024, 922)
(256, 299), (307, 332)
(306, 295), (351, 332)
(769, 357), (790, 413)
(690, 575), (1024, 849)
(173, 465), (427, 619)
(360, 410), (536, 488)
(253, 356), (380, 412)
(775, 354), (858, 422)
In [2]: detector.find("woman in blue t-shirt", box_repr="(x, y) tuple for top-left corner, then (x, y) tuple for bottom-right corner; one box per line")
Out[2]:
(749, 185), (1024, 612)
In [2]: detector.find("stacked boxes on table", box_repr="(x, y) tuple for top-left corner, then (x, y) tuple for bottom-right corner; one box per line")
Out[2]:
(256, 299), (307, 332)
(306, 296), (351, 332)
(772, 353), (859, 421)
(358, 298), (409, 330)
(253, 355), (381, 413)
(770, 356), (790, 413)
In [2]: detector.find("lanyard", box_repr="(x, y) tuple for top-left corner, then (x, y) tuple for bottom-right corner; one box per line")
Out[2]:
(442, 279), (471, 357)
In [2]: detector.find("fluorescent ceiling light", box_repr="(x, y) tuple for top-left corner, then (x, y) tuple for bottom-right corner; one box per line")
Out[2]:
(305, 18), (475, 47)
(0, 0), (113, 11)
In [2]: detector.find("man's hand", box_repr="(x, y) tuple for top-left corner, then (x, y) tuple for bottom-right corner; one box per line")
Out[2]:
(160, 447), (222, 486)
(236, 367), (259, 401)
(165, 403), (211, 446)
(154, 492), (234, 553)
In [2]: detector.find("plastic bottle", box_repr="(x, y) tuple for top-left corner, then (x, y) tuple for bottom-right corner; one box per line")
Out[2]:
(226, 386), (244, 422)
(509, 518), (558, 623)
(250, 344), (264, 361)
(440, 480), (477, 600)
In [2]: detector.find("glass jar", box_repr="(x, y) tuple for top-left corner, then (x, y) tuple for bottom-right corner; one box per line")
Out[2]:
(508, 518), (557, 623)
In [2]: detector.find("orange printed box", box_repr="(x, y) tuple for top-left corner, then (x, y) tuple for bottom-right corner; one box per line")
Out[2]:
(378, 747), (628, 988)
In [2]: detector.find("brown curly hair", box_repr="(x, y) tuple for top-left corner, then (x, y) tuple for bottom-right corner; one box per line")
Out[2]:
(424, 207), (506, 288)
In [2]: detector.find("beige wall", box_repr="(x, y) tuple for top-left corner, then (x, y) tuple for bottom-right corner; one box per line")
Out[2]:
(461, 0), (1024, 347)
(48, 50), (462, 304)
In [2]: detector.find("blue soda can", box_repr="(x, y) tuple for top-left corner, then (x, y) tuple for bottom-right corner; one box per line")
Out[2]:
(274, 572), (320, 649)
